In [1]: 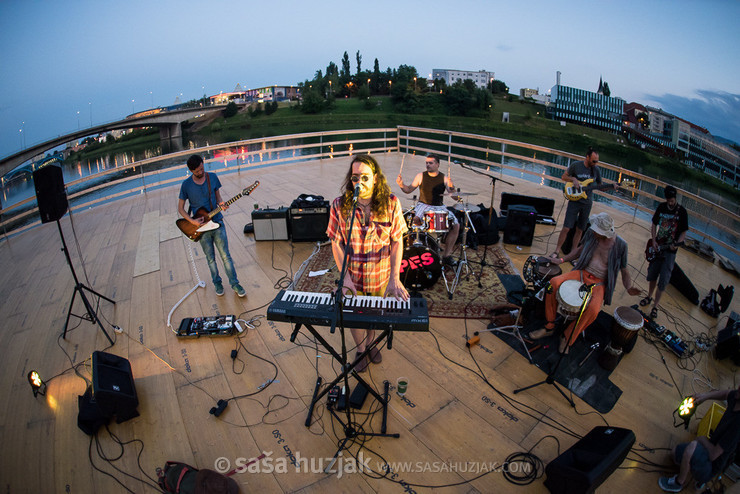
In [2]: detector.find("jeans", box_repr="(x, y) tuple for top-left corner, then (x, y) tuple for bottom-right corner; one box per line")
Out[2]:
(199, 221), (239, 288)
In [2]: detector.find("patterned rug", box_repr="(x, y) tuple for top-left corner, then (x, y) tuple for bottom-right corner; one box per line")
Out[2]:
(292, 244), (518, 319)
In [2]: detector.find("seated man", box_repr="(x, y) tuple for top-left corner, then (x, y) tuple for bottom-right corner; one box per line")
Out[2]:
(659, 386), (740, 492)
(529, 212), (641, 353)
(396, 154), (460, 265)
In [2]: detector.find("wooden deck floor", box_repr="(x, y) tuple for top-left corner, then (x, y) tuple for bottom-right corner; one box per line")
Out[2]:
(1, 154), (738, 493)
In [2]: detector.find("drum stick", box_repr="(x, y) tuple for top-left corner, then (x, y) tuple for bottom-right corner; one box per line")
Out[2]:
(399, 155), (405, 175)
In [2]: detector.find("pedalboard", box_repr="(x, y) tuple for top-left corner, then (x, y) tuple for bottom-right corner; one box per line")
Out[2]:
(633, 305), (688, 357)
(177, 315), (236, 338)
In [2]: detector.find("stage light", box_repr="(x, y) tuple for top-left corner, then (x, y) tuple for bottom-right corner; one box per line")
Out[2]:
(28, 370), (46, 397)
(674, 396), (696, 429)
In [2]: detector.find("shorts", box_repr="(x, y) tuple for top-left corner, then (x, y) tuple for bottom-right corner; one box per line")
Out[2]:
(675, 441), (713, 484)
(563, 200), (592, 231)
(414, 203), (459, 226)
(646, 250), (676, 291)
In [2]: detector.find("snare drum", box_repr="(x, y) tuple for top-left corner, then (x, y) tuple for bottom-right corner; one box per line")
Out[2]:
(598, 306), (643, 371)
(403, 208), (424, 231)
(556, 279), (585, 319)
(400, 233), (441, 290)
(425, 210), (450, 233)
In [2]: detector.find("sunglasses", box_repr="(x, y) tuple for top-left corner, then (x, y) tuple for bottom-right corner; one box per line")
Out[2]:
(350, 174), (373, 183)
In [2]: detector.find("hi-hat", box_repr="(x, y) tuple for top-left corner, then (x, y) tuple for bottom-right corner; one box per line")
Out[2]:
(446, 191), (476, 197)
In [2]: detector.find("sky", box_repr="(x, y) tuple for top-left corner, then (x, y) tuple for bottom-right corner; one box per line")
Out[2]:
(1, 0), (739, 161)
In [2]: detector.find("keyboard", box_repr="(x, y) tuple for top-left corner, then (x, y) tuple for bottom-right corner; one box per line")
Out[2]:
(267, 290), (429, 332)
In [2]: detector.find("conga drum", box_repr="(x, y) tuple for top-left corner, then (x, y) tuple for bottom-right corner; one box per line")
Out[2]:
(556, 279), (585, 320)
(598, 306), (643, 371)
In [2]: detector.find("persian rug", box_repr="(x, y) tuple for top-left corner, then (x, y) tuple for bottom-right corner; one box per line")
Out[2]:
(292, 244), (518, 320)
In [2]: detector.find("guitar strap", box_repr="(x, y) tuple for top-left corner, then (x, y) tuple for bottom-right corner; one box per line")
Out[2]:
(205, 172), (214, 211)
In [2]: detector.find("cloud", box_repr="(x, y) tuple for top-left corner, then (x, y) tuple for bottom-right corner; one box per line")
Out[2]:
(496, 44), (513, 52)
(646, 90), (740, 144)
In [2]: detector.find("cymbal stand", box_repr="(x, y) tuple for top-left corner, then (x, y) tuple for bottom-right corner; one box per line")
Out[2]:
(442, 207), (476, 299)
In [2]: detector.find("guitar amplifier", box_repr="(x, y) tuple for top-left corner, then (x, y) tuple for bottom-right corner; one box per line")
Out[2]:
(252, 208), (289, 241)
(290, 205), (329, 242)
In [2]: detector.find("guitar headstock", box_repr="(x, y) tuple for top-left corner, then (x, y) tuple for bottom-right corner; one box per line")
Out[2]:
(242, 181), (260, 196)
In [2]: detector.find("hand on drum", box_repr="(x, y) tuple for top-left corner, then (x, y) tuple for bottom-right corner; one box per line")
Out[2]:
(384, 277), (409, 301)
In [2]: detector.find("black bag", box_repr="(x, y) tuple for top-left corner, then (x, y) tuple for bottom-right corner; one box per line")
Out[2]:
(77, 386), (109, 436)
(156, 462), (238, 494)
(291, 194), (326, 209)
(701, 289), (720, 317)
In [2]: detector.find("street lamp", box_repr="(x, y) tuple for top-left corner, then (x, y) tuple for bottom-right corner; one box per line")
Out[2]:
(131, 99), (135, 113)
(414, 77), (417, 91)
(77, 110), (80, 129)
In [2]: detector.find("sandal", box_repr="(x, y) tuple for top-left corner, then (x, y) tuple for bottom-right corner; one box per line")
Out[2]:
(650, 307), (659, 319)
(529, 326), (555, 340)
(639, 296), (653, 307)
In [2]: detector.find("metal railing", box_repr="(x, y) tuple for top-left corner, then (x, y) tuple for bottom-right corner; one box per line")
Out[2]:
(2, 126), (737, 264)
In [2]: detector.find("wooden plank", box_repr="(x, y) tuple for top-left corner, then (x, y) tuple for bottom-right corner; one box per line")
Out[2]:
(133, 210), (160, 277)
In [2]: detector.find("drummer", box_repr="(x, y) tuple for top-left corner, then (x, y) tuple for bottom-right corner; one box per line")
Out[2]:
(396, 154), (460, 266)
(529, 212), (641, 354)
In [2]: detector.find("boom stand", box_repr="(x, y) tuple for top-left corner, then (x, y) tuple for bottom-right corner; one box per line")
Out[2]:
(59, 219), (115, 345)
(512, 285), (595, 407)
(301, 193), (398, 472)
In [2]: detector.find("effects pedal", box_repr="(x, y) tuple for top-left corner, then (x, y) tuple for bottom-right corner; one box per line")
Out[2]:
(633, 306), (687, 357)
(177, 315), (236, 337)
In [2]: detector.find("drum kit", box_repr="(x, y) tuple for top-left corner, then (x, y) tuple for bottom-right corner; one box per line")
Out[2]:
(399, 192), (478, 296)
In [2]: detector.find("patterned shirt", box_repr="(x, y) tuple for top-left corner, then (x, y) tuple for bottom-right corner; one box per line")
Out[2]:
(326, 194), (408, 293)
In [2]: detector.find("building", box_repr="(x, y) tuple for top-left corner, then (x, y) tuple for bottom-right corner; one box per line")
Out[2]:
(548, 84), (624, 133)
(520, 88), (539, 99)
(432, 69), (495, 90)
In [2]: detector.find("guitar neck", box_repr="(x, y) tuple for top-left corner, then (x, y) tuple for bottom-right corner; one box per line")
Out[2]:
(206, 192), (242, 220)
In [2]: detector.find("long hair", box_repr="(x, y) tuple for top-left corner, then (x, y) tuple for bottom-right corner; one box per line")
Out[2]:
(339, 154), (392, 218)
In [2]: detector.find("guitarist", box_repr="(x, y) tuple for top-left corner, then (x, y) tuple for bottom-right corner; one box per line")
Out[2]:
(551, 147), (615, 260)
(640, 185), (688, 319)
(177, 154), (246, 298)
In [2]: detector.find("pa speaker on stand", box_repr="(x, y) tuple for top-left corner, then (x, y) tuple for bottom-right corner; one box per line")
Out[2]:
(33, 163), (69, 223)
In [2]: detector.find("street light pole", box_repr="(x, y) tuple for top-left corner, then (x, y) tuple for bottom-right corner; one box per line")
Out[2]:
(89, 102), (92, 127)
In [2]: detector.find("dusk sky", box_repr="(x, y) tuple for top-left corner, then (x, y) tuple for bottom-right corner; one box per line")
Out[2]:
(1, 0), (739, 161)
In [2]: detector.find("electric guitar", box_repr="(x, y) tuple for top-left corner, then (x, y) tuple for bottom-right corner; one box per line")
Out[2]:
(645, 239), (684, 262)
(563, 179), (619, 201)
(176, 181), (260, 241)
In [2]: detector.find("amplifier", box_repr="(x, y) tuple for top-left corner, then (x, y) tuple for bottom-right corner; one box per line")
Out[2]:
(290, 205), (329, 242)
(500, 192), (555, 217)
(252, 208), (289, 241)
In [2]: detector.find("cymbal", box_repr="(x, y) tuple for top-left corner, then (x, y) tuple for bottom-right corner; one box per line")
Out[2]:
(446, 191), (477, 197)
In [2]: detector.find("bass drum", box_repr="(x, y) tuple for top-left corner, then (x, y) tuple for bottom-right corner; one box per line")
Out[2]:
(400, 233), (441, 290)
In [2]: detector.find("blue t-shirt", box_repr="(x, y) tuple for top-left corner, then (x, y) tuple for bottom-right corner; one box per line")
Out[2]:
(179, 172), (223, 222)
(567, 160), (602, 204)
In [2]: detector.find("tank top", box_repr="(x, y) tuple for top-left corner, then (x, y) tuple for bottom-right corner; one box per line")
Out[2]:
(419, 172), (446, 206)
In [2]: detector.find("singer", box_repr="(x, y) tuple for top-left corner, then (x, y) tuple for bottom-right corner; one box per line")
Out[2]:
(326, 154), (409, 372)
(529, 213), (641, 354)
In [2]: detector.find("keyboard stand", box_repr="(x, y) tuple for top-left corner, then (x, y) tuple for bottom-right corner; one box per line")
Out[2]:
(299, 322), (396, 438)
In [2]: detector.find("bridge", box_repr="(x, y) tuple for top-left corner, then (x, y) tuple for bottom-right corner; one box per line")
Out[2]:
(0, 105), (230, 177)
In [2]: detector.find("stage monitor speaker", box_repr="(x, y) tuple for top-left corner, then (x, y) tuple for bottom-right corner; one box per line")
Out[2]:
(500, 192), (555, 217)
(33, 163), (69, 223)
(503, 205), (536, 246)
(544, 426), (635, 494)
(715, 312), (740, 362)
(92, 351), (139, 423)
(290, 206), (329, 242)
(252, 208), (289, 241)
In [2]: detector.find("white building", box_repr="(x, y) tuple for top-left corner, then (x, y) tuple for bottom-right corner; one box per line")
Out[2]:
(432, 69), (495, 89)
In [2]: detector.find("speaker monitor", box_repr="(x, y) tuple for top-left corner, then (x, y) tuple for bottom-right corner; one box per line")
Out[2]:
(290, 206), (329, 242)
(92, 351), (139, 423)
(715, 312), (740, 362)
(503, 205), (536, 246)
(252, 208), (289, 241)
(544, 426), (635, 494)
(33, 163), (69, 223)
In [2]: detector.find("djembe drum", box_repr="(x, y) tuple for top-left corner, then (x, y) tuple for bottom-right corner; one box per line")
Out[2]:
(598, 306), (643, 371)
(556, 279), (586, 320)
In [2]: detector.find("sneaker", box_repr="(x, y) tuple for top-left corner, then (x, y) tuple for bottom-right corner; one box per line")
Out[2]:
(443, 256), (457, 266)
(214, 282), (224, 296)
(658, 475), (683, 492)
(233, 284), (246, 298)
(354, 352), (368, 372)
(369, 347), (382, 364)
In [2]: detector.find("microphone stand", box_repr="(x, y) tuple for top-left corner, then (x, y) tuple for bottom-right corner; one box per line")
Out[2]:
(512, 283), (595, 408)
(321, 188), (399, 472)
(453, 161), (514, 287)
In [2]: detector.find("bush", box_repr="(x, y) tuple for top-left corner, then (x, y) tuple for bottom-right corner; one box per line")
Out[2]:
(223, 102), (238, 118)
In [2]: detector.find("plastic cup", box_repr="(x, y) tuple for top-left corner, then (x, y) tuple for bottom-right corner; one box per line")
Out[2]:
(396, 377), (408, 397)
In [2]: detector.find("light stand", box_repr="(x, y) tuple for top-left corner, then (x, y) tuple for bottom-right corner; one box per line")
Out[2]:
(58, 219), (115, 345)
(512, 284), (595, 407)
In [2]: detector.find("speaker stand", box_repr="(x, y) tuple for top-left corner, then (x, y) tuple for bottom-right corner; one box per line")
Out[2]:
(57, 220), (116, 345)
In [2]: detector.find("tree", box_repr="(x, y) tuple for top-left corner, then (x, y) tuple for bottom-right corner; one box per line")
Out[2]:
(340, 52), (351, 81)
(300, 89), (325, 114)
(356, 50), (362, 76)
(488, 79), (509, 94)
(223, 101), (238, 118)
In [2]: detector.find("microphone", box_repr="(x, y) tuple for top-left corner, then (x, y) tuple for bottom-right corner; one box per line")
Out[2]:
(352, 185), (360, 204)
